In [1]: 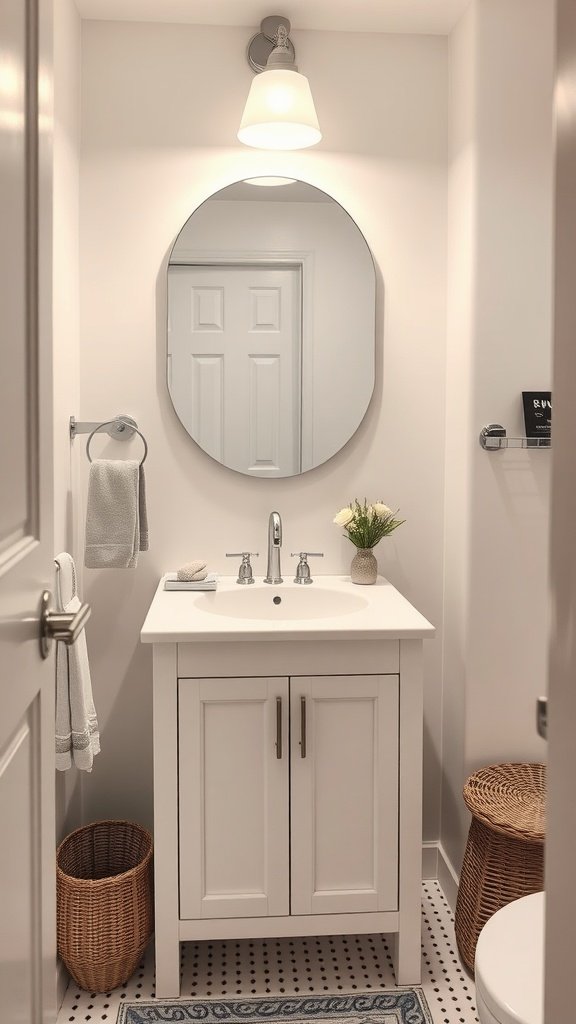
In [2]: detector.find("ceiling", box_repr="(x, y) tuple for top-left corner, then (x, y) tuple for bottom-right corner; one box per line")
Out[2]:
(74, 0), (470, 35)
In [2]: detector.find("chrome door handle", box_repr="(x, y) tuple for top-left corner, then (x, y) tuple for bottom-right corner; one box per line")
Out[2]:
(276, 697), (282, 759)
(40, 590), (91, 659)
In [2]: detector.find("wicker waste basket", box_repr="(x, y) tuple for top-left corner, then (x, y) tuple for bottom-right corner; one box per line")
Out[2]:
(455, 763), (545, 974)
(57, 820), (153, 992)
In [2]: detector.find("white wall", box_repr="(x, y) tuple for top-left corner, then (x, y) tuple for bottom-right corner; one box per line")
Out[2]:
(79, 22), (447, 833)
(53, 0), (82, 841)
(443, 0), (554, 873)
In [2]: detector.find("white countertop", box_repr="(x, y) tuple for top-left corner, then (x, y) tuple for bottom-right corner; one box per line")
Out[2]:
(141, 574), (435, 644)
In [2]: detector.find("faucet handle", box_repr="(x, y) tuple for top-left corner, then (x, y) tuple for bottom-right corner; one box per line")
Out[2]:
(226, 552), (259, 585)
(290, 552), (324, 585)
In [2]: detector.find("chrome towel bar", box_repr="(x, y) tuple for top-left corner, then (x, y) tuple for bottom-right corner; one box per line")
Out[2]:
(70, 414), (148, 465)
(86, 420), (148, 465)
(479, 423), (552, 451)
(69, 413), (138, 442)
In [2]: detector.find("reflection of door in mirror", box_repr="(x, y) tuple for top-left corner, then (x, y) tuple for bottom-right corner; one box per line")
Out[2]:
(168, 264), (302, 476)
(166, 179), (376, 477)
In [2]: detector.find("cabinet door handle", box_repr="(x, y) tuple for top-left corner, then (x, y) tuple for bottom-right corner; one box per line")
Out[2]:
(276, 696), (282, 759)
(300, 696), (307, 758)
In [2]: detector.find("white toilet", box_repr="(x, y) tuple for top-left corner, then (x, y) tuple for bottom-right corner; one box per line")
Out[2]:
(475, 891), (544, 1024)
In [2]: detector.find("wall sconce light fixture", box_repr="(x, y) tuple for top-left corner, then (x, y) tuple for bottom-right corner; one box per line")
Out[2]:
(238, 15), (321, 150)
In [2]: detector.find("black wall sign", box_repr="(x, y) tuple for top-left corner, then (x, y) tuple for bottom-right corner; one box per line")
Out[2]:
(522, 392), (551, 447)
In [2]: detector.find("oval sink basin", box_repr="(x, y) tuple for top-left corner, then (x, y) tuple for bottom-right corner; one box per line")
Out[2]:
(194, 586), (369, 621)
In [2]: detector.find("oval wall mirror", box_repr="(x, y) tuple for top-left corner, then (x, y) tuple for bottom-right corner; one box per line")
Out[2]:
(167, 177), (375, 478)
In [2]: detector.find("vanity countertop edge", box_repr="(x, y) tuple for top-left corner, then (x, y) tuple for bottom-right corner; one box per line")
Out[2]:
(140, 574), (435, 644)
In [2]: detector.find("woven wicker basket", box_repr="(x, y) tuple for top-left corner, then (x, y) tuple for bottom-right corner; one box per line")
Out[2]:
(455, 763), (545, 974)
(57, 820), (153, 992)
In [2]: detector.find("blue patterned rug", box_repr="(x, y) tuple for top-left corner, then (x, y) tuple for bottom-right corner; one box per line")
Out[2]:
(116, 991), (432, 1024)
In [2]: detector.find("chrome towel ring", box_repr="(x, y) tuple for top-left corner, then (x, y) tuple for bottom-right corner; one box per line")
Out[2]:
(86, 418), (148, 465)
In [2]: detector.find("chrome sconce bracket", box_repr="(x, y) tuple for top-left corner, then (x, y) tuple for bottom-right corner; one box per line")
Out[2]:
(246, 16), (296, 73)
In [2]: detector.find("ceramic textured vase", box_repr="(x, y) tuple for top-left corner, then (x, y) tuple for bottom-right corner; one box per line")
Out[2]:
(350, 547), (378, 585)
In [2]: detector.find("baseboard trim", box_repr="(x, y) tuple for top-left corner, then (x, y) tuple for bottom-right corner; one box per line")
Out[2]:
(57, 958), (69, 1011)
(422, 841), (439, 880)
(419, 841), (460, 912)
(436, 843), (460, 913)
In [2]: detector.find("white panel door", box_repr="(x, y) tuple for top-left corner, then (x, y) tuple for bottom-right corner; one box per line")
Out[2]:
(0, 1), (56, 1022)
(290, 676), (399, 916)
(168, 264), (301, 476)
(179, 677), (290, 919)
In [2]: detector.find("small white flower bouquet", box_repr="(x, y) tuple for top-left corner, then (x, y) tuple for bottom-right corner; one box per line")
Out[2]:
(333, 498), (404, 549)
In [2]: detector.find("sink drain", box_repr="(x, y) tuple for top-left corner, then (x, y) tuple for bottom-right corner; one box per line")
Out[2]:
(273, 596), (282, 605)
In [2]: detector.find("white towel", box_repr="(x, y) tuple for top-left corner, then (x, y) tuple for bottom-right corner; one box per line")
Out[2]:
(54, 552), (100, 772)
(84, 459), (148, 568)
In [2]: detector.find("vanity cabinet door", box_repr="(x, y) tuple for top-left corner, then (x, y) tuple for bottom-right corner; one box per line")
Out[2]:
(290, 675), (399, 916)
(178, 677), (289, 920)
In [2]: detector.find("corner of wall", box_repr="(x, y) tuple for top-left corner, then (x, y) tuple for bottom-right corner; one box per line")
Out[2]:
(53, 0), (83, 846)
(442, 0), (554, 873)
(441, 0), (478, 876)
(53, 0), (82, 560)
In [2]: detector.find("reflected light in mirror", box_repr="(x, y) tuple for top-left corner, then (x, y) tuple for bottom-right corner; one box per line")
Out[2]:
(243, 177), (297, 186)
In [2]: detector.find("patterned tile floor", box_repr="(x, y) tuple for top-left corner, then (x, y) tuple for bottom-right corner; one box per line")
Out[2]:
(57, 881), (479, 1024)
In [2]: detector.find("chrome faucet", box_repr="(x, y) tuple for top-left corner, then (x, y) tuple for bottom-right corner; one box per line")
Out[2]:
(264, 511), (283, 584)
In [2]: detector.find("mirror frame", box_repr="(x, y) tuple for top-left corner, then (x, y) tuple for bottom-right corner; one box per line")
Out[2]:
(166, 177), (376, 478)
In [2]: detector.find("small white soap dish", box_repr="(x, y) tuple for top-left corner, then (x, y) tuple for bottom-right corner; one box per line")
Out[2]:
(164, 572), (217, 592)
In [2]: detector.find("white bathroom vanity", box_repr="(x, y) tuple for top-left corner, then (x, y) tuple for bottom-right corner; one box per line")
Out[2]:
(141, 575), (434, 997)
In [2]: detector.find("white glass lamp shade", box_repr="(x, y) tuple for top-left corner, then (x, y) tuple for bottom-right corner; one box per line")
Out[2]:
(238, 68), (321, 150)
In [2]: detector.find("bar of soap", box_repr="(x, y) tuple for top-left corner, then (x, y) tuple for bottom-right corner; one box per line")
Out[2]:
(177, 560), (208, 582)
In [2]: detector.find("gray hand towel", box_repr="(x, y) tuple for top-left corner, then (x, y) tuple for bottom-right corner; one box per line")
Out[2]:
(139, 464), (149, 552)
(54, 552), (100, 771)
(85, 459), (147, 568)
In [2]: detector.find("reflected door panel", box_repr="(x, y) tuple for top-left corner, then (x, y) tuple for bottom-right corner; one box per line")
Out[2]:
(168, 264), (301, 476)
